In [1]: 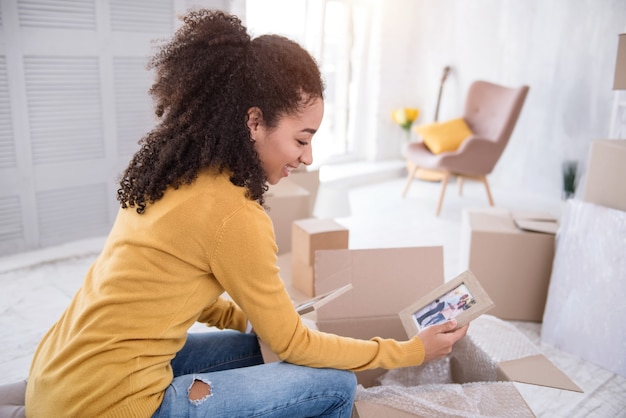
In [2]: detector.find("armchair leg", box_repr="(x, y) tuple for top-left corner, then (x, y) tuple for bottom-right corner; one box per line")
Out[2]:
(402, 164), (418, 198)
(482, 176), (494, 206)
(458, 177), (464, 196)
(436, 172), (450, 216)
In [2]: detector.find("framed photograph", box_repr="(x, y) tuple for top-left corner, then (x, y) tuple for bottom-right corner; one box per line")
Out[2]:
(399, 270), (494, 337)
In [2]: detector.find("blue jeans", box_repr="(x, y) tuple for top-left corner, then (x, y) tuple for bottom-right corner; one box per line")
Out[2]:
(152, 330), (357, 417)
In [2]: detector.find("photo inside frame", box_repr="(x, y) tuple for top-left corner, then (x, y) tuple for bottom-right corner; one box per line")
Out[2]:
(412, 283), (477, 331)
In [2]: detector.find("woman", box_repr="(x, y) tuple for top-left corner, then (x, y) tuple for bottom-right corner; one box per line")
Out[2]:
(25, 10), (468, 417)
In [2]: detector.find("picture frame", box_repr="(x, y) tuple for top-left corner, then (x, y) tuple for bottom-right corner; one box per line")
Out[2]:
(399, 270), (494, 337)
(294, 283), (353, 315)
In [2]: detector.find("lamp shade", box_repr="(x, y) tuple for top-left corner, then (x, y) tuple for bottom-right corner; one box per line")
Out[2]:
(614, 33), (626, 90)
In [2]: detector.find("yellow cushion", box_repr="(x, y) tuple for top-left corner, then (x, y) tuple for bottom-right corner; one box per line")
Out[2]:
(414, 118), (473, 154)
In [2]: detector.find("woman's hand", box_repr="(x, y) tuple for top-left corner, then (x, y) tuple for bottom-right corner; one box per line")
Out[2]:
(417, 319), (469, 363)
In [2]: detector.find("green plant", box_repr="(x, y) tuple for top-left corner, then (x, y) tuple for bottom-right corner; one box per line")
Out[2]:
(562, 160), (578, 199)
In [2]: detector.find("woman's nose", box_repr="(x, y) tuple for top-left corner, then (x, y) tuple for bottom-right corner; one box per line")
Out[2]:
(299, 145), (313, 166)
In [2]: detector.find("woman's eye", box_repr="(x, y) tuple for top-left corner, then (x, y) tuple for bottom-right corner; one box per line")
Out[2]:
(297, 140), (308, 146)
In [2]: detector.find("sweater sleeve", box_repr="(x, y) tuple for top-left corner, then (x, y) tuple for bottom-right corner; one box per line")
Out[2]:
(197, 297), (248, 332)
(208, 202), (425, 371)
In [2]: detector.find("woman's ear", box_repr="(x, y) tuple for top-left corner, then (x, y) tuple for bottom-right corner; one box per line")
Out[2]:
(246, 107), (263, 135)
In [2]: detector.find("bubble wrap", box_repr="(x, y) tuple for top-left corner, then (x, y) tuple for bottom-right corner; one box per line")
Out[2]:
(354, 315), (538, 417)
(541, 199), (626, 377)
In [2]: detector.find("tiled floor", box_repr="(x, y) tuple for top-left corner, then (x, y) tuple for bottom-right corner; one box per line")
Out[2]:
(1, 172), (625, 417)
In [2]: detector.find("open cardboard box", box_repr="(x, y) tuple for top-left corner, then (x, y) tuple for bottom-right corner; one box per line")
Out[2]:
(460, 208), (558, 321)
(314, 247), (445, 387)
(262, 246), (581, 416)
(354, 315), (582, 417)
(260, 246), (444, 385)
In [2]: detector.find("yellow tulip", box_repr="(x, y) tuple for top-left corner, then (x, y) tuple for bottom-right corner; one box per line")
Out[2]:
(405, 108), (419, 122)
(392, 107), (420, 132)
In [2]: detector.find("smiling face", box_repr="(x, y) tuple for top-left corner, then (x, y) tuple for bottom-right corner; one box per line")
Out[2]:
(248, 98), (324, 185)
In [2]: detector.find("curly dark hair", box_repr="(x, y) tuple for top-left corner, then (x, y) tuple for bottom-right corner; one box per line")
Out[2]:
(117, 9), (324, 213)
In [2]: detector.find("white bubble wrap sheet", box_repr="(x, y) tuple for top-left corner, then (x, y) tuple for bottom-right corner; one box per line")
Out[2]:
(354, 315), (537, 417)
(541, 199), (626, 377)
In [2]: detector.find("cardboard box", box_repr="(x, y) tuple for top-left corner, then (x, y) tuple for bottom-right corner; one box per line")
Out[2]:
(353, 315), (581, 417)
(291, 218), (349, 297)
(354, 401), (420, 418)
(288, 168), (320, 215)
(581, 139), (626, 212)
(291, 258), (315, 297)
(459, 208), (557, 321)
(314, 246), (445, 387)
(265, 180), (312, 254)
(292, 218), (350, 266)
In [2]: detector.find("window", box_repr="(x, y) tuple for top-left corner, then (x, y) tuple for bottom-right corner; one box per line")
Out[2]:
(246, 0), (357, 165)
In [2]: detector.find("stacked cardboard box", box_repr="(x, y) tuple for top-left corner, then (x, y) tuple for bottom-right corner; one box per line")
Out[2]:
(291, 218), (349, 297)
(288, 168), (320, 215)
(459, 208), (558, 321)
(265, 172), (319, 254)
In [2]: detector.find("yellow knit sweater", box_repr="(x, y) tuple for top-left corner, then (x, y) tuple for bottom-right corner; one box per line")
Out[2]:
(25, 170), (425, 417)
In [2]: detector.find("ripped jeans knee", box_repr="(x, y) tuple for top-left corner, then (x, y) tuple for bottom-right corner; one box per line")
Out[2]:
(188, 376), (212, 405)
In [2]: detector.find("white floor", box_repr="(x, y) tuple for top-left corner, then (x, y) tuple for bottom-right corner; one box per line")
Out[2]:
(1, 172), (625, 417)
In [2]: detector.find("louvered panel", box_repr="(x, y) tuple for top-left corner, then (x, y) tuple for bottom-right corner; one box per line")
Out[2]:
(185, 0), (230, 12)
(110, 0), (173, 34)
(37, 183), (110, 246)
(0, 195), (24, 243)
(18, 0), (97, 30)
(23, 56), (105, 165)
(0, 57), (17, 169)
(113, 56), (154, 157)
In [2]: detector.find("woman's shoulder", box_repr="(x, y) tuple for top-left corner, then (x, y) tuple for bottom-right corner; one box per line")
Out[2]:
(191, 169), (266, 216)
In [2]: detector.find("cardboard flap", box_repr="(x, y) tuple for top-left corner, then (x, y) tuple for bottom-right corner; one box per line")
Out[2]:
(469, 212), (517, 233)
(295, 218), (347, 234)
(497, 354), (583, 392)
(514, 219), (558, 235)
(511, 211), (557, 222)
(314, 247), (444, 321)
(354, 401), (421, 418)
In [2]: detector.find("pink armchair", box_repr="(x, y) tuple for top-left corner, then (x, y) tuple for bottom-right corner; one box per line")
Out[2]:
(402, 80), (530, 215)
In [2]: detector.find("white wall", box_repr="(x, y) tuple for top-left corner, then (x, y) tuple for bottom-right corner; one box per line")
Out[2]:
(367, 0), (626, 199)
